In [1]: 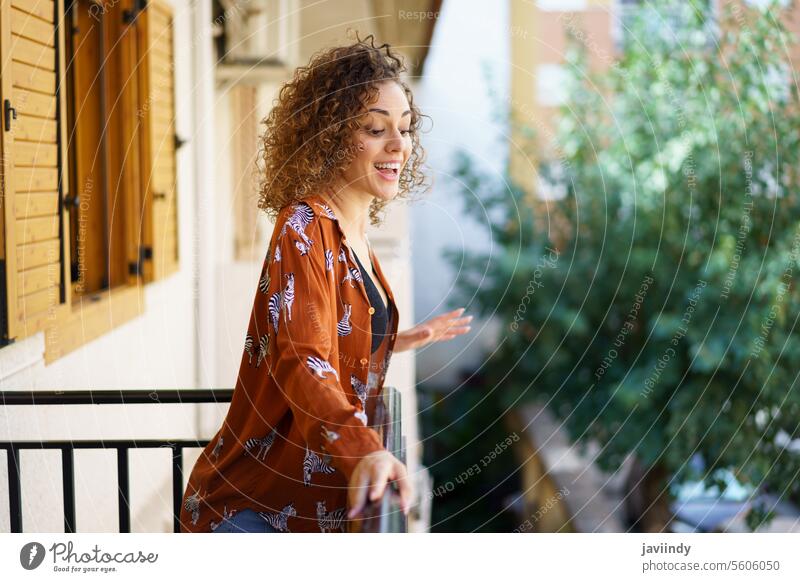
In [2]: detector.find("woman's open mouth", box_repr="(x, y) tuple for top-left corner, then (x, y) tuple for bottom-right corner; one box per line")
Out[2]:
(374, 162), (400, 180)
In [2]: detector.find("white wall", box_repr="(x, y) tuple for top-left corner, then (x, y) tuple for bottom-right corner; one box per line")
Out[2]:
(410, 0), (509, 389)
(212, 82), (279, 392)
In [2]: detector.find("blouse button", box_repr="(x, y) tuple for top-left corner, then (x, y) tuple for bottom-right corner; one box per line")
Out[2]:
(368, 306), (375, 315)
(360, 357), (368, 365)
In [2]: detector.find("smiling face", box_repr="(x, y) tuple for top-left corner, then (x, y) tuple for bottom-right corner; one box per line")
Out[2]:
(338, 81), (413, 202)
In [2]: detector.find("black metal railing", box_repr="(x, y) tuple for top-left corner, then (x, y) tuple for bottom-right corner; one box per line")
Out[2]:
(1, 387), (406, 533)
(0, 389), (232, 533)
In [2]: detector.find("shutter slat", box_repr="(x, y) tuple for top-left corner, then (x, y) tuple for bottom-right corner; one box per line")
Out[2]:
(17, 238), (61, 269)
(10, 7), (55, 46)
(15, 192), (59, 218)
(11, 34), (56, 69)
(10, 0), (55, 24)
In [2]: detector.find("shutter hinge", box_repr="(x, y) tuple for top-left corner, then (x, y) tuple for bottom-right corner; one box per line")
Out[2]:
(122, 0), (148, 24)
(128, 246), (153, 276)
(4, 100), (17, 132)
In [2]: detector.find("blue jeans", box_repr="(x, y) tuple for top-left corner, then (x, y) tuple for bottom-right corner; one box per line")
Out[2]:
(212, 508), (279, 533)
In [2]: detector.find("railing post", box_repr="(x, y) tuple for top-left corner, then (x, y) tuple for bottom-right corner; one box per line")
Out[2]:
(62, 447), (76, 533)
(7, 445), (22, 533)
(117, 447), (131, 533)
(171, 444), (183, 533)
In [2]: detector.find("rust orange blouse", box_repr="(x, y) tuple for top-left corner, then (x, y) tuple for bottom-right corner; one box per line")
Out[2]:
(179, 192), (399, 533)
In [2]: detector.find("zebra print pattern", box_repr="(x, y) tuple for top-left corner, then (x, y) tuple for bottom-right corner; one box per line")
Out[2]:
(337, 304), (352, 336)
(306, 356), (339, 380)
(351, 373), (368, 407)
(268, 292), (282, 335)
(295, 240), (311, 256)
(320, 425), (340, 444)
(338, 248), (347, 263)
(281, 274), (295, 321)
(341, 266), (362, 288)
(209, 505), (237, 532)
(367, 370), (380, 391)
(258, 268), (270, 294)
(256, 334), (269, 367)
(258, 503), (296, 532)
(316, 500), (346, 533)
(243, 428), (277, 461)
(274, 245), (281, 263)
(281, 202), (315, 247)
(354, 409), (368, 426)
(315, 202), (337, 220)
(244, 334), (255, 364)
(211, 435), (223, 460)
(325, 249), (334, 271)
(184, 489), (202, 526)
(303, 447), (336, 486)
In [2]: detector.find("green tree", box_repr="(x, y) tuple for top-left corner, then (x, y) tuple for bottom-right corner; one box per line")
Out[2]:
(447, 0), (800, 531)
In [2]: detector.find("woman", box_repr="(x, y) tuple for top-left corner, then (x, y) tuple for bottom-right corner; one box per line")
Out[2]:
(179, 35), (472, 533)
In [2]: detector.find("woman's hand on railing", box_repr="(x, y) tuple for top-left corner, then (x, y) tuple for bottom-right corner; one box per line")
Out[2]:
(347, 450), (412, 519)
(392, 307), (473, 352)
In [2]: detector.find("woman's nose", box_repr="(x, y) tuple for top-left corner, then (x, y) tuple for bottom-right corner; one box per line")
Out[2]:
(386, 131), (403, 152)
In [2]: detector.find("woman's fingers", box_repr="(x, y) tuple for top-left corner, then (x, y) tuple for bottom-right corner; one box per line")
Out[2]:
(348, 456), (413, 519)
(433, 314), (472, 332)
(391, 462), (413, 514)
(425, 307), (464, 324)
(370, 460), (412, 515)
(347, 468), (371, 518)
(369, 460), (393, 502)
(445, 325), (472, 336)
(438, 329), (470, 341)
(432, 308), (465, 322)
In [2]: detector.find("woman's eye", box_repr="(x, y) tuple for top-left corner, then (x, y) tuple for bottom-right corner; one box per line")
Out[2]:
(365, 127), (411, 136)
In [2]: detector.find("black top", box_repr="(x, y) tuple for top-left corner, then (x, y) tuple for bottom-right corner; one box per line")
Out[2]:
(352, 251), (391, 354)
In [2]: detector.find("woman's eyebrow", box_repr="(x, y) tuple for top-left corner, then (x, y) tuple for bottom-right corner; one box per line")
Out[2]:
(368, 107), (411, 117)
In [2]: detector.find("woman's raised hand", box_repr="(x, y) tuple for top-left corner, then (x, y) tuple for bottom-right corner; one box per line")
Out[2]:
(393, 307), (473, 352)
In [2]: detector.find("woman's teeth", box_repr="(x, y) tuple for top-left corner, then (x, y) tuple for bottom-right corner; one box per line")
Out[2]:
(375, 162), (399, 173)
(374, 162), (399, 179)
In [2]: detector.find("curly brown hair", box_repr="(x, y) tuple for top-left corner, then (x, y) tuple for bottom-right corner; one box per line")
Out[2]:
(257, 33), (429, 226)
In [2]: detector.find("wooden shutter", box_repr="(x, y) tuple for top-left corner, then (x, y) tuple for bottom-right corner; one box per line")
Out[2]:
(0, 0), (67, 341)
(139, 0), (178, 282)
